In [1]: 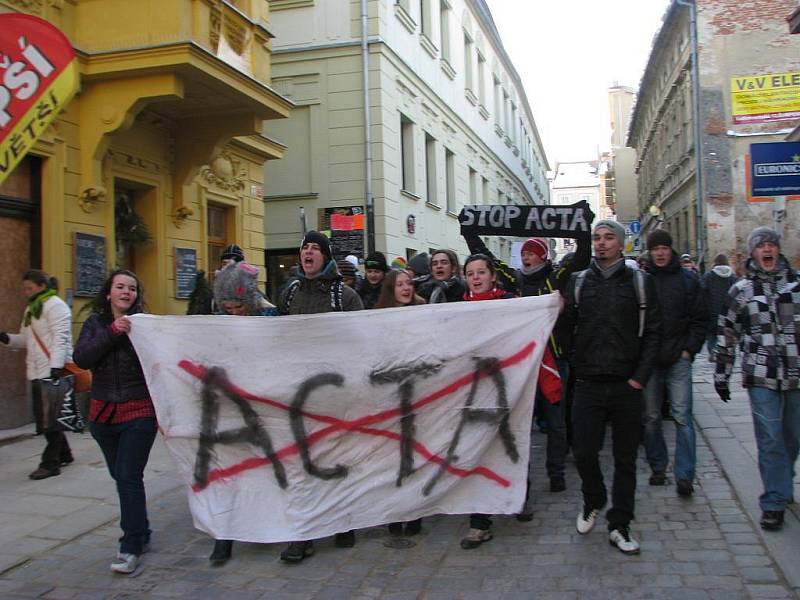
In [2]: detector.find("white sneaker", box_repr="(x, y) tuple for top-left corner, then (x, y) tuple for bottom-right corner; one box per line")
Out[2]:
(110, 552), (139, 574)
(576, 506), (600, 534)
(609, 527), (640, 555)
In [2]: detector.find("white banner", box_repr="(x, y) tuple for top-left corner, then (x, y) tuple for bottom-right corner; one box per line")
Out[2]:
(128, 294), (560, 543)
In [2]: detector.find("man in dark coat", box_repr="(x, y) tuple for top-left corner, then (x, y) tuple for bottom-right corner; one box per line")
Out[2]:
(359, 251), (388, 309)
(564, 220), (662, 555)
(701, 253), (738, 354)
(642, 229), (708, 497)
(278, 231), (362, 562)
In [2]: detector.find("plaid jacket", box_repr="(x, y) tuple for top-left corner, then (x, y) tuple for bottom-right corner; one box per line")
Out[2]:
(715, 257), (800, 390)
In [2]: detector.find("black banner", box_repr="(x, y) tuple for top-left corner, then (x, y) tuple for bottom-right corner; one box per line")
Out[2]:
(459, 200), (595, 238)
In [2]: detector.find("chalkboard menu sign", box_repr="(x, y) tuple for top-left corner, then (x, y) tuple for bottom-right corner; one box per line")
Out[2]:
(318, 206), (365, 260)
(174, 247), (198, 299)
(73, 232), (107, 298)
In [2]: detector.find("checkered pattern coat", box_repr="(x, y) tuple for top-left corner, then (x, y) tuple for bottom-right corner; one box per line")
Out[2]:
(714, 257), (800, 391)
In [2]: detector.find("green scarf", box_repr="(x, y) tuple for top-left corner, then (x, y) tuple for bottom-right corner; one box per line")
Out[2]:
(24, 289), (57, 326)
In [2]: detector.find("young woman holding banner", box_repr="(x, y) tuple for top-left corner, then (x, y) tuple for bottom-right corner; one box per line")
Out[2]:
(458, 254), (561, 549)
(73, 269), (156, 575)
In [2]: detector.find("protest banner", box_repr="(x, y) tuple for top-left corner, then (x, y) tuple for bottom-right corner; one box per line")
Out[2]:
(128, 294), (560, 543)
(1, 14), (79, 185)
(458, 200), (594, 239)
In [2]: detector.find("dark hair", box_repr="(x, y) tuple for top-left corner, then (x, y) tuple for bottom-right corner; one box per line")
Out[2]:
(713, 253), (729, 267)
(430, 249), (460, 275)
(375, 269), (425, 308)
(463, 253), (496, 276)
(90, 269), (145, 316)
(23, 269), (58, 292)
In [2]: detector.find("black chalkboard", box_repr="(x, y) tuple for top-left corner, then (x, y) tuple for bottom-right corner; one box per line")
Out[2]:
(73, 232), (107, 298)
(174, 247), (198, 299)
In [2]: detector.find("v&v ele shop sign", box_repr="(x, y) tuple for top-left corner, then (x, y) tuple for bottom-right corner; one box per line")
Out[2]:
(750, 142), (800, 198)
(0, 13), (78, 185)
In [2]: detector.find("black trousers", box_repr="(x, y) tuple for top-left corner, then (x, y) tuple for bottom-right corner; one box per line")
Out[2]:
(572, 379), (642, 529)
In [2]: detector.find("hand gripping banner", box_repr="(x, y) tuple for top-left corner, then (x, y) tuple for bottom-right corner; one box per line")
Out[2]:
(459, 200), (594, 239)
(128, 294), (560, 543)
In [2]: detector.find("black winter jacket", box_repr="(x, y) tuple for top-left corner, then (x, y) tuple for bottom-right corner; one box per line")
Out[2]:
(564, 260), (662, 385)
(73, 311), (149, 403)
(358, 280), (382, 310)
(417, 276), (466, 303)
(645, 253), (709, 366)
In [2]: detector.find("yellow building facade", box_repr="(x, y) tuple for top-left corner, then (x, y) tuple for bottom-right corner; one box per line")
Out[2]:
(0, 0), (291, 428)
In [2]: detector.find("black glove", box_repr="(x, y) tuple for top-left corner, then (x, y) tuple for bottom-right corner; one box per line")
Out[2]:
(50, 368), (64, 381)
(0, 332), (8, 345)
(714, 382), (730, 403)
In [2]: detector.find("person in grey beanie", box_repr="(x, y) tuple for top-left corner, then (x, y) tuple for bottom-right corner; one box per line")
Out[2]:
(714, 226), (800, 532)
(563, 220), (662, 555)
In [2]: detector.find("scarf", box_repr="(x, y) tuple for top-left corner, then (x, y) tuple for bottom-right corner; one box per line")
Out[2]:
(594, 257), (626, 279)
(520, 262), (547, 277)
(24, 289), (57, 326)
(464, 287), (509, 302)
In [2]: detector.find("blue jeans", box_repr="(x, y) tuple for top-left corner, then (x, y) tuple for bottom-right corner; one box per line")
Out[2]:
(539, 359), (569, 479)
(748, 387), (800, 512)
(642, 357), (696, 482)
(91, 416), (157, 555)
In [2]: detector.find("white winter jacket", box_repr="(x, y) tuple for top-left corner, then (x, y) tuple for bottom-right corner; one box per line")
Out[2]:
(7, 295), (73, 380)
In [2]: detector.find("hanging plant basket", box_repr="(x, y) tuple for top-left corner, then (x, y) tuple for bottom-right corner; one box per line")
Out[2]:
(115, 193), (152, 247)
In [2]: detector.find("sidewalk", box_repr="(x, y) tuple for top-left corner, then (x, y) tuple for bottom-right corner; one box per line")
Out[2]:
(0, 360), (798, 599)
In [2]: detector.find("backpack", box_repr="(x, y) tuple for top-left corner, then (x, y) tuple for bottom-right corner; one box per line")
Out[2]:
(573, 267), (648, 338)
(283, 278), (344, 313)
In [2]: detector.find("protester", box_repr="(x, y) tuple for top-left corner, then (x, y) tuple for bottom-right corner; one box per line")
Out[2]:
(359, 251), (389, 309)
(458, 254), (562, 549)
(407, 252), (432, 292)
(391, 257), (407, 270)
(463, 231), (590, 502)
(642, 229), (708, 497)
(73, 269), (156, 575)
(564, 220), (661, 555)
(278, 231), (363, 562)
(206, 261), (277, 565)
(714, 227), (800, 532)
(418, 249), (466, 303)
(375, 268), (426, 308)
(701, 253), (738, 354)
(220, 244), (245, 268)
(680, 253), (698, 274)
(0, 270), (74, 480)
(375, 268), (425, 536)
(336, 259), (359, 290)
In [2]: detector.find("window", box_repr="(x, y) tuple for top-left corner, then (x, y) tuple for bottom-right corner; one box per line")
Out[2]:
(503, 90), (510, 132)
(498, 190), (504, 205)
(445, 148), (455, 213)
(463, 33), (474, 92)
(439, 0), (451, 62)
(493, 77), (501, 126)
(477, 52), (486, 106)
(425, 133), (437, 205)
(482, 176), (489, 205)
(469, 167), (478, 206)
(400, 113), (415, 193)
(420, 0), (434, 40)
(207, 203), (230, 273)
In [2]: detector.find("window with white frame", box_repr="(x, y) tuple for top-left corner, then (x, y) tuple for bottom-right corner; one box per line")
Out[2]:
(439, 0), (451, 62)
(400, 113), (416, 193)
(469, 167), (478, 206)
(477, 52), (486, 106)
(425, 132), (437, 205)
(445, 148), (455, 213)
(463, 33), (474, 92)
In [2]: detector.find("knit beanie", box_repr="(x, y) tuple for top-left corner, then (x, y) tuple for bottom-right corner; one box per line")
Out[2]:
(407, 252), (430, 276)
(336, 259), (356, 279)
(521, 238), (549, 261)
(364, 251), (389, 272)
(345, 254), (359, 268)
(220, 244), (245, 262)
(213, 262), (260, 310)
(301, 231), (332, 260)
(593, 219), (625, 245)
(747, 226), (780, 255)
(391, 256), (407, 270)
(646, 229), (673, 250)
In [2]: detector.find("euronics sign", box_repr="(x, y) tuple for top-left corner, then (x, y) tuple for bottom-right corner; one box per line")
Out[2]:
(731, 72), (800, 125)
(750, 142), (800, 197)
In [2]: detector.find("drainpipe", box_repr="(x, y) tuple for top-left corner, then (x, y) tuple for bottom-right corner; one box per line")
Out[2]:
(361, 0), (375, 255)
(676, 0), (704, 263)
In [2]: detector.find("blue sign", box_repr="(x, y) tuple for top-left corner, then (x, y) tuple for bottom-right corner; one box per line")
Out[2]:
(751, 141), (800, 197)
(629, 220), (641, 234)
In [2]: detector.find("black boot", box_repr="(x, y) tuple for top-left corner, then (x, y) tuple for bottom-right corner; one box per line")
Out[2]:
(209, 540), (233, 566)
